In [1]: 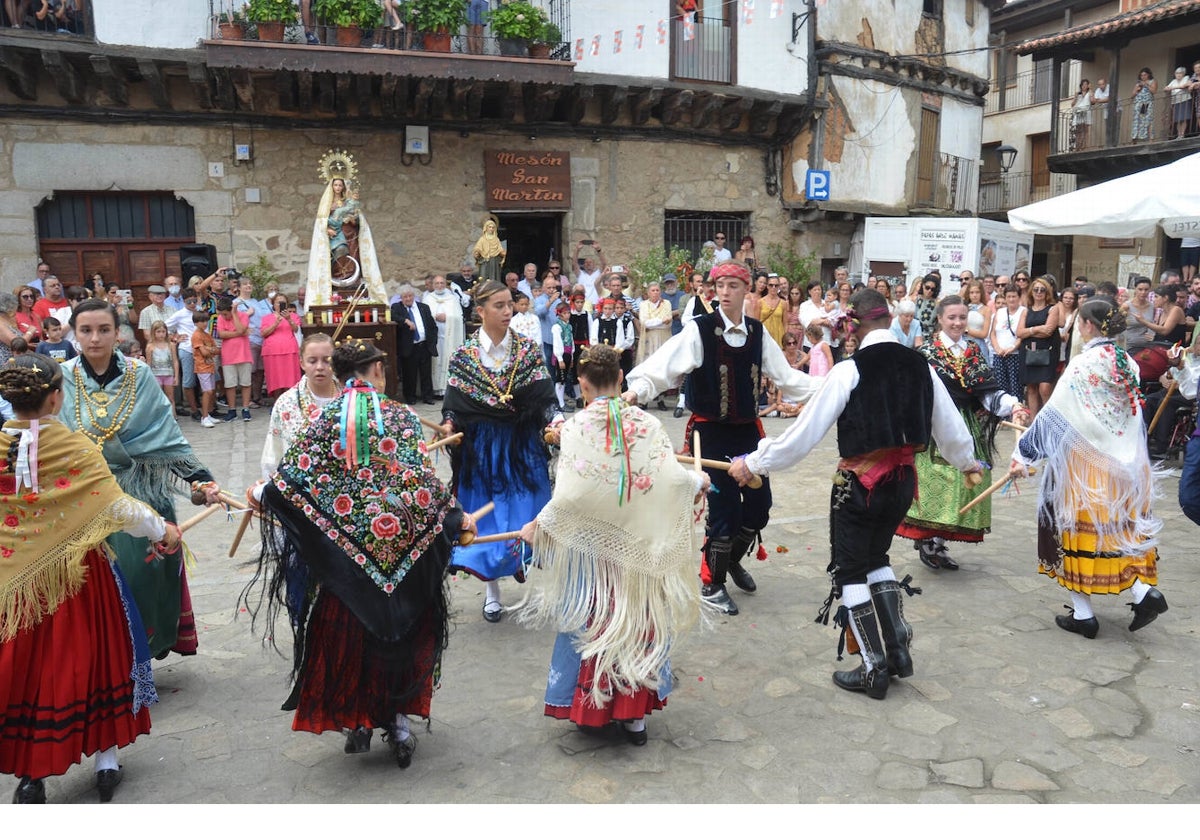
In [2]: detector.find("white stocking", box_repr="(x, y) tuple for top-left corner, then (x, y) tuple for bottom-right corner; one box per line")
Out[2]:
(1070, 591), (1095, 620)
(1129, 579), (1151, 603)
(95, 746), (119, 772)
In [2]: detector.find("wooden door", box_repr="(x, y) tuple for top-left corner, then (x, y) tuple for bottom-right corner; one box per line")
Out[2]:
(916, 108), (940, 205)
(1031, 133), (1050, 189)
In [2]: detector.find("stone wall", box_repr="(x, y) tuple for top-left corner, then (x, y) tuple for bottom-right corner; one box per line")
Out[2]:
(1, 119), (807, 297)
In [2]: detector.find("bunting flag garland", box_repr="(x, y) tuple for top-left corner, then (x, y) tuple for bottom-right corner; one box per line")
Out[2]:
(613, 29), (622, 54)
(770, 0), (784, 18)
(590, 35), (601, 56)
(656, 19), (666, 45)
(574, 38), (583, 61)
(635, 24), (644, 49)
(683, 16), (695, 42)
(742, 0), (755, 25)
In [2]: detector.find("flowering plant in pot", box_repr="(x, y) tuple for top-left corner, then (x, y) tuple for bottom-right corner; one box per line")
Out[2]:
(315, 0), (382, 45)
(402, 0), (467, 52)
(529, 20), (560, 59)
(489, 1), (549, 56)
(217, 5), (249, 39)
(245, 0), (298, 41)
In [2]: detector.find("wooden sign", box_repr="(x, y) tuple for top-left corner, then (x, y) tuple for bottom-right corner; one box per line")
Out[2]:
(484, 149), (572, 210)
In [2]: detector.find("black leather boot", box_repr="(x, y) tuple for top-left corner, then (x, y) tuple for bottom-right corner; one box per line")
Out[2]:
(701, 539), (739, 615)
(13, 777), (45, 804)
(871, 578), (915, 679)
(727, 526), (758, 593)
(832, 601), (890, 699)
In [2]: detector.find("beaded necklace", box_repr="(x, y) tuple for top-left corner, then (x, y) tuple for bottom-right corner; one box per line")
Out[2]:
(73, 360), (139, 447)
(472, 331), (518, 405)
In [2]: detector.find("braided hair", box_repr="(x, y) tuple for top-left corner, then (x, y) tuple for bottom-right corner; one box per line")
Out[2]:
(576, 343), (621, 389)
(332, 338), (386, 383)
(0, 353), (62, 413)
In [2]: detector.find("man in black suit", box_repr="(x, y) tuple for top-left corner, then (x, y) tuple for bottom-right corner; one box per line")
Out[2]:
(392, 283), (439, 404)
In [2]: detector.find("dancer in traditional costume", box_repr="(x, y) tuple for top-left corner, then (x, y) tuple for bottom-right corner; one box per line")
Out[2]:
(61, 299), (222, 660)
(259, 333), (338, 479)
(244, 340), (476, 767)
(1, 354), (177, 804)
(623, 260), (820, 616)
(1012, 299), (1168, 638)
(517, 345), (709, 743)
(439, 279), (560, 623)
(895, 295), (1030, 570)
(730, 291), (981, 699)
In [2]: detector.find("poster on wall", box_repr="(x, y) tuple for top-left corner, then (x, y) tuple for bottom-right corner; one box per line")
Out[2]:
(917, 226), (967, 278)
(980, 238), (1020, 278)
(1117, 254), (1158, 288)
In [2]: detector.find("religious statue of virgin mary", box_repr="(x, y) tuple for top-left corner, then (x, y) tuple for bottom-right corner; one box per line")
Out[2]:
(306, 149), (388, 305)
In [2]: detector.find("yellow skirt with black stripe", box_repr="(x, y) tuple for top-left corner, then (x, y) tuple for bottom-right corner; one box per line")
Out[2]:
(1037, 505), (1157, 596)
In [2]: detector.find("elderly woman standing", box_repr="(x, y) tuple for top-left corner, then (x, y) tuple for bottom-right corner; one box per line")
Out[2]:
(889, 299), (923, 348)
(638, 281), (672, 364)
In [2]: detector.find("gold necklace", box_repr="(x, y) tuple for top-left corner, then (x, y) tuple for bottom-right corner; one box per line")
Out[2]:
(73, 361), (139, 447)
(473, 333), (518, 405)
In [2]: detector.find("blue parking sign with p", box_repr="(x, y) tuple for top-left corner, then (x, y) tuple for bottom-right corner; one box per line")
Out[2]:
(806, 169), (830, 201)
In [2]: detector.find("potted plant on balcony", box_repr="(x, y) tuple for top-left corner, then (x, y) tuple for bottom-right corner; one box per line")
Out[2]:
(529, 20), (560, 60)
(488, 1), (548, 57)
(406, 0), (467, 53)
(314, 0), (382, 47)
(217, 5), (249, 40)
(245, 0), (298, 42)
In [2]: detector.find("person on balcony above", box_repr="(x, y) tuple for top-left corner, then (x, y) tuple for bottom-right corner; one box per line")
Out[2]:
(1131, 68), (1157, 142)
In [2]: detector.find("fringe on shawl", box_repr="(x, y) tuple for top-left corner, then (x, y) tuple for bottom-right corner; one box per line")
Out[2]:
(514, 507), (702, 708)
(1023, 406), (1164, 559)
(0, 503), (130, 642)
(112, 454), (210, 516)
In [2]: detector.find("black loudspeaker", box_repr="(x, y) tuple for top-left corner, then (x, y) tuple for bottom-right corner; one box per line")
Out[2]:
(179, 243), (217, 280)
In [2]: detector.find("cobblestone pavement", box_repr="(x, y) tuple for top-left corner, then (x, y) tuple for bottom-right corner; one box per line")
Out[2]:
(6, 403), (1198, 805)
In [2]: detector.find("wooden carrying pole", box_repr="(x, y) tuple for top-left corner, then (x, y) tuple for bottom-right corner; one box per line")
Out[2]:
(958, 467), (1036, 516)
(674, 454), (763, 489)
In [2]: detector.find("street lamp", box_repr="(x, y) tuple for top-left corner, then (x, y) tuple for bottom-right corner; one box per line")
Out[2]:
(996, 144), (1018, 173)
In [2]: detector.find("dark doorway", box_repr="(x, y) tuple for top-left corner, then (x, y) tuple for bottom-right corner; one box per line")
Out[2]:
(496, 213), (563, 283)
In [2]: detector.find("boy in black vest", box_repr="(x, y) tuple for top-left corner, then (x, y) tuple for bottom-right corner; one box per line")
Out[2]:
(622, 260), (819, 615)
(730, 289), (982, 698)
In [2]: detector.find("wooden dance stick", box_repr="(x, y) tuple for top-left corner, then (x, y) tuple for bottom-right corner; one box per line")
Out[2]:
(1000, 420), (1029, 433)
(457, 502), (495, 546)
(328, 284), (369, 345)
(673, 454), (764, 489)
(217, 491), (249, 511)
(693, 430), (702, 474)
(957, 466), (1037, 516)
(419, 416), (449, 435)
(227, 507), (261, 558)
(179, 503), (224, 533)
(469, 529), (522, 545)
(1146, 379), (1178, 437)
(423, 432), (463, 452)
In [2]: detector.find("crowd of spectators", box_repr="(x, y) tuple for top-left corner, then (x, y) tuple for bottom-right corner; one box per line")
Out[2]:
(2, 0), (87, 34)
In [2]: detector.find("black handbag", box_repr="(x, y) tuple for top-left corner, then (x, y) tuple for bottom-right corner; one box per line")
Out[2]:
(1025, 347), (1052, 366)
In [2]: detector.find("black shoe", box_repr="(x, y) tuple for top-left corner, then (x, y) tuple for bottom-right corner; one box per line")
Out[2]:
(12, 777), (45, 804)
(1055, 611), (1099, 639)
(344, 726), (372, 754)
(96, 767), (123, 803)
(1129, 588), (1168, 632)
(384, 730), (417, 769)
(728, 561), (757, 593)
(483, 597), (502, 623)
(701, 583), (739, 616)
(917, 540), (941, 570)
(832, 663), (890, 699)
(175, 407), (190, 417)
(935, 543), (960, 571)
(560, 402), (574, 413)
(423, 398), (437, 405)
(673, 406), (684, 418)
(871, 578), (916, 679)
(656, 398), (667, 411)
(575, 723), (611, 737)
(623, 723), (648, 746)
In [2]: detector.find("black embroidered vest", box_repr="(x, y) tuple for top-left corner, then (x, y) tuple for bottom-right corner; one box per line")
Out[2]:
(689, 312), (763, 423)
(837, 342), (934, 457)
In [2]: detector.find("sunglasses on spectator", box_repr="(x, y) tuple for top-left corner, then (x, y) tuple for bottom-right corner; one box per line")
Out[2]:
(549, 265), (560, 270)
(715, 236), (726, 240)
(19, 293), (33, 299)
(923, 284), (936, 291)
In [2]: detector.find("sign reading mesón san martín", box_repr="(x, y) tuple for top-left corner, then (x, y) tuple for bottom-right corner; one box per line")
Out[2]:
(484, 150), (572, 210)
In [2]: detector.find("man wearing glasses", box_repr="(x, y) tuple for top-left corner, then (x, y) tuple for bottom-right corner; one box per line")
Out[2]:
(712, 232), (732, 263)
(30, 262), (50, 295)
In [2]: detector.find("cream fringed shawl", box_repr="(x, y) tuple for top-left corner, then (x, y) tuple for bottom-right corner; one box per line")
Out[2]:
(1015, 339), (1162, 557)
(517, 399), (704, 705)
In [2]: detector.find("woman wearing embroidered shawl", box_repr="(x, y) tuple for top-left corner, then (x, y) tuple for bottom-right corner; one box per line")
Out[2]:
(896, 296), (1031, 571)
(1, 354), (177, 805)
(517, 345), (708, 745)
(439, 279), (561, 623)
(61, 300), (221, 661)
(244, 340), (475, 769)
(1012, 299), (1168, 639)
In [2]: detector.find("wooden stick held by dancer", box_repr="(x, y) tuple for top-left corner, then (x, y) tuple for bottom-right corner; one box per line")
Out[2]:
(470, 529), (522, 545)
(1146, 379), (1178, 437)
(1001, 420), (1029, 433)
(958, 467), (1037, 516)
(179, 503), (224, 533)
(423, 432), (463, 452)
(457, 501), (495, 546)
(674, 454), (764, 489)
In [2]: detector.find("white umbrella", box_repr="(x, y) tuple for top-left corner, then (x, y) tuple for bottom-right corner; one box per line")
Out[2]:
(1008, 152), (1200, 239)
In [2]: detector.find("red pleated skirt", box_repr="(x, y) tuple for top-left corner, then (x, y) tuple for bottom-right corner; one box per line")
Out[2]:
(0, 551), (151, 779)
(291, 592), (436, 734)
(544, 656), (667, 726)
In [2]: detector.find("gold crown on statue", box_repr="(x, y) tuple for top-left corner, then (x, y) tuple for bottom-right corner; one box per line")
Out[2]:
(318, 149), (358, 185)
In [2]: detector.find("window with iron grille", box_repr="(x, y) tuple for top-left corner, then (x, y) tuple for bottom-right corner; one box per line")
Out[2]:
(663, 210), (751, 264)
(36, 193), (195, 241)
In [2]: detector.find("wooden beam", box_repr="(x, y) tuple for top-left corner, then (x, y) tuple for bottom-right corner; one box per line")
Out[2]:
(188, 62), (213, 109)
(334, 73), (352, 118)
(429, 78), (449, 120)
(276, 70), (296, 111)
(0, 47), (36, 100)
(211, 67), (236, 110)
(412, 77), (436, 119)
(691, 92), (721, 130)
(231, 69), (254, 110)
(600, 86), (627, 124)
(89, 55), (128, 106)
(296, 70), (313, 113)
(466, 79), (484, 119)
(499, 80), (522, 121)
(718, 95), (751, 131)
(661, 89), (693, 126)
(450, 79), (477, 119)
(380, 74), (398, 119)
(748, 99), (782, 135)
(629, 86), (662, 125)
(137, 58), (171, 109)
(356, 74), (373, 118)
(565, 84), (593, 124)
(43, 51), (84, 104)
(317, 72), (336, 113)
(523, 83), (560, 123)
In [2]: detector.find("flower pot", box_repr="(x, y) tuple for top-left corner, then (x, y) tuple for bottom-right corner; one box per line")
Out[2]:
(256, 21), (286, 42)
(218, 22), (245, 40)
(334, 25), (361, 47)
(422, 28), (452, 53)
(497, 37), (528, 57)
(528, 42), (551, 59)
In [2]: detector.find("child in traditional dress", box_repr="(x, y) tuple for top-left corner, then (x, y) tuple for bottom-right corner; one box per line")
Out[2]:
(519, 344), (709, 744)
